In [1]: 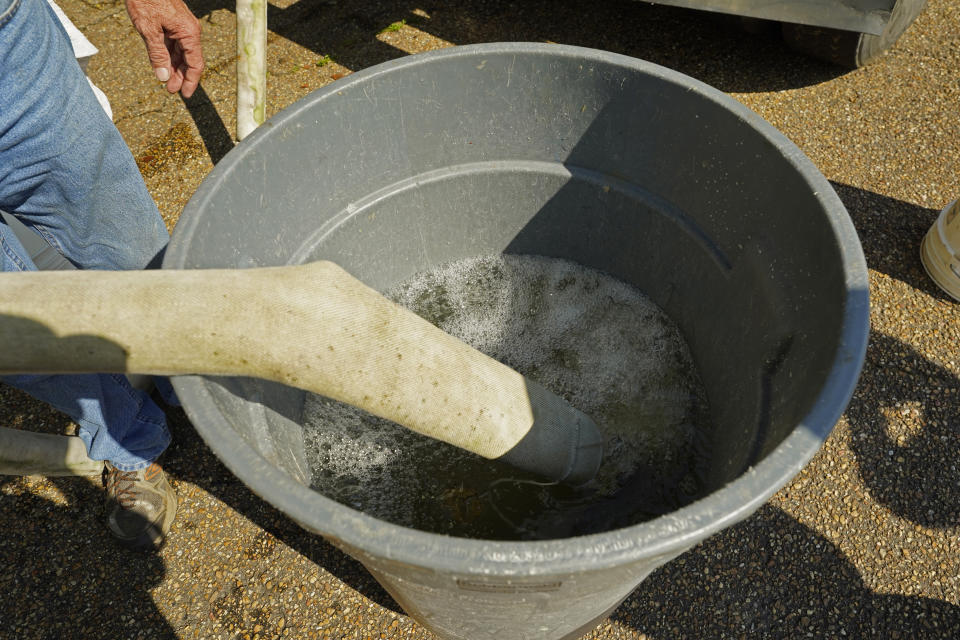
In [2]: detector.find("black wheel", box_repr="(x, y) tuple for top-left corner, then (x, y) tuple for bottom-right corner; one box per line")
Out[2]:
(781, 0), (928, 68)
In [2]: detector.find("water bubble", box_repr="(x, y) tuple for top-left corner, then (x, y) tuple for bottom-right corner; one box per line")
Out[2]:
(302, 254), (713, 540)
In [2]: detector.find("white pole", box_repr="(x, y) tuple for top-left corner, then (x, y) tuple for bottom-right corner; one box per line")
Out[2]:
(0, 427), (103, 476)
(236, 0), (267, 140)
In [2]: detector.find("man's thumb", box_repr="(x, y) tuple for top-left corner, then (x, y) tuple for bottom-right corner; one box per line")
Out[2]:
(155, 66), (170, 82)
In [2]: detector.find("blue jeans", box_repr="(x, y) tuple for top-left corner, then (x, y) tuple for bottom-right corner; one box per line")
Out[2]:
(1, 0), (172, 470)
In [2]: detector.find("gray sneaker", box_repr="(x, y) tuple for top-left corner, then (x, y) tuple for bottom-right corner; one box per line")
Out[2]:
(103, 460), (178, 550)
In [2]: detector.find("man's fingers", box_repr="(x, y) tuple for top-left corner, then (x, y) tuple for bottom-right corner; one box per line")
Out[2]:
(179, 73), (198, 98)
(161, 40), (202, 98)
(157, 35), (181, 94)
(126, 0), (204, 97)
(142, 28), (174, 86)
(164, 70), (184, 95)
(179, 39), (204, 98)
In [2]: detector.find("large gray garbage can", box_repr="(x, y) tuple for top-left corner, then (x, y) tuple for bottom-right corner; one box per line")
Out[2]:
(164, 43), (869, 640)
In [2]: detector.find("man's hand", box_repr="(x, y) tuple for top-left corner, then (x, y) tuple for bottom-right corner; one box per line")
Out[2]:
(125, 0), (204, 98)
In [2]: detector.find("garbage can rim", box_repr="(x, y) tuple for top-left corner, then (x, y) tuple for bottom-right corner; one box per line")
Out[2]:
(167, 41), (870, 575)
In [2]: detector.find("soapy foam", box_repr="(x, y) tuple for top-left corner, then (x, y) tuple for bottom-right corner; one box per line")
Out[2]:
(303, 254), (712, 540)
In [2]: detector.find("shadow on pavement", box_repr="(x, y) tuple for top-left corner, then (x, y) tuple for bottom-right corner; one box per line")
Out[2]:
(0, 384), (76, 438)
(175, 0), (847, 168)
(617, 504), (960, 638)
(845, 331), (960, 529)
(363, 0), (843, 92)
(832, 182), (953, 302)
(183, 0), (844, 97)
(182, 84), (235, 165)
(828, 185), (959, 529)
(0, 380), (176, 639)
(0, 472), (175, 640)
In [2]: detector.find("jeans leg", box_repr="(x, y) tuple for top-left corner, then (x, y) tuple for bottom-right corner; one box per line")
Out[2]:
(2, 373), (172, 472)
(1, 221), (171, 471)
(0, 0), (171, 470)
(1, 218), (172, 470)
(0, 0), (168, 270)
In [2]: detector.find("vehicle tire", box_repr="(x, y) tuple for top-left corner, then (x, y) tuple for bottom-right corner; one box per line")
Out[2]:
(781, 0), (927, 68)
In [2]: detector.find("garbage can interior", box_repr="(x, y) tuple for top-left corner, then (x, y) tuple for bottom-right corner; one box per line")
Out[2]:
(164, 43), (868, 640)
